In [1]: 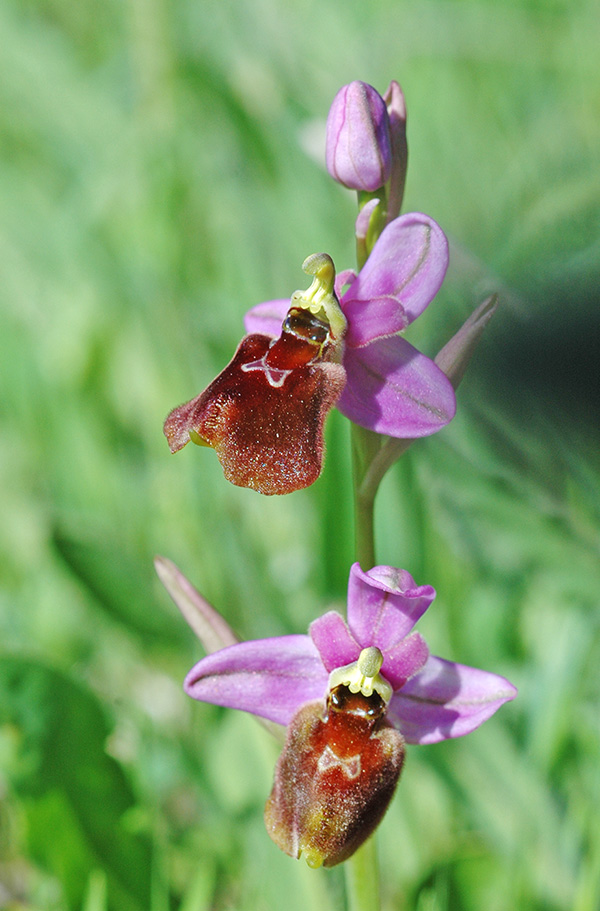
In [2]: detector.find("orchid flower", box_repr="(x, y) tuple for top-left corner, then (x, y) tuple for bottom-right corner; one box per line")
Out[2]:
(164, 214), (455, 495)
(163, 253), (347, 495)
(246, 212), (455, 440)
(178, 561), (516, 867)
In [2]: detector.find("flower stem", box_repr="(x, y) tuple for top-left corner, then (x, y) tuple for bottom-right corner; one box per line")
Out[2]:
(359, 436), (414, 505)
(351, 424), (382, 569)
(347, 424), (384, 911)
(345, 197), (396, 911)
(345, 836), (381, 911)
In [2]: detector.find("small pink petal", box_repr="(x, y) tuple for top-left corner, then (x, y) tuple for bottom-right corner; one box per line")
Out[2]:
(335, 270), (357, 296)
(309, 611), (360, 672)
(244, 299), (289, 338)
(355, 198), (381, 242)
(381, 632), (429, 690)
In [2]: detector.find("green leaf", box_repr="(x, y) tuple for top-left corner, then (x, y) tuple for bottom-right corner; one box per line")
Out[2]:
(0, 656), (153, 911)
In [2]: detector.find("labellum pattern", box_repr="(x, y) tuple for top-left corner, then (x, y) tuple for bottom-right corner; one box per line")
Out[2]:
(163, 306), (346, 495)
(264, 685), (405, 868)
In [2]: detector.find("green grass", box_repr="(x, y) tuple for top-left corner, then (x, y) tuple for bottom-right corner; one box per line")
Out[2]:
(1, 0), (599, 908)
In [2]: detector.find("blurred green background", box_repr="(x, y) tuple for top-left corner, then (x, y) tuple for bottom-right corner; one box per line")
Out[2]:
(1, 0), (599, 908)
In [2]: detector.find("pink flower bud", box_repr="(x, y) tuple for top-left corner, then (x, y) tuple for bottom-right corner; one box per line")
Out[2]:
(326, 81), (392, 192)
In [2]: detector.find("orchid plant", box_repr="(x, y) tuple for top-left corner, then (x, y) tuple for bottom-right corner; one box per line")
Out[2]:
(159, 80), (515, 911)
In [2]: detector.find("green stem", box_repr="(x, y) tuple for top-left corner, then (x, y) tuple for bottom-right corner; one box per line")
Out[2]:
(346, 424), (384, 911)
(345, 836), (380, 911)
(344, 197), (395, 911)
(351, 424), (382, 569)
(359, 437), (414, 505)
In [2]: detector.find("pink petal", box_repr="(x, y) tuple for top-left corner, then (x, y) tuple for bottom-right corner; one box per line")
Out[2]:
(244, 299), (289, 338)
(338, 335), (456, 437)
(184, 635), (328, 726)
(387, 656), (518, 744)
(309, 611), (360, 672)
(335, 270), (357, 296)
(381, 632), (429, 690)
(347, 563), (436, 647)
(341, 213), (449, 346)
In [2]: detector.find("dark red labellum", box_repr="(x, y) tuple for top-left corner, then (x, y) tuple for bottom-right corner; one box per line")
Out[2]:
(264, 686), (405, 867)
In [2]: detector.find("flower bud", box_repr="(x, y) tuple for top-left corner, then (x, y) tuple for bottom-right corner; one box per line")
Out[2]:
(264, 685), (405, 867)
(326, 81), (392, 192)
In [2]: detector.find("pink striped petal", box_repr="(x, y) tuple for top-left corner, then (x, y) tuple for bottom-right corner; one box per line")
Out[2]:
(338, 335), (456, 437)
(347, 563), (436, 647)
(184, 635), (327, 726)
(387, 656), (518, 745)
